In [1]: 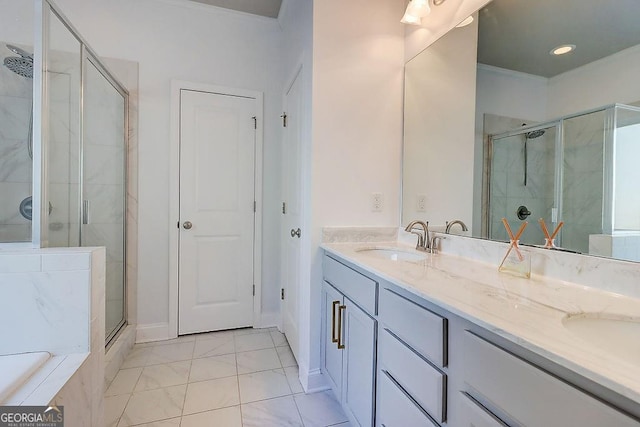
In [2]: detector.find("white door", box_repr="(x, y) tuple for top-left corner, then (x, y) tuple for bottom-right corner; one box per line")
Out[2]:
(281, 69), (303, 360)
(179, 89), (256, 335)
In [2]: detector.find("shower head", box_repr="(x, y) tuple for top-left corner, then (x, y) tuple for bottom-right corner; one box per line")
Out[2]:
(3, 56), (33, 78)
(525, 129), (545, 139)
(6, 44), (33, 59)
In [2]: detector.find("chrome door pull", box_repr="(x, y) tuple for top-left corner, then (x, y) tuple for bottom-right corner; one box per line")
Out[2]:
(290, 228), (301, 238)
(183, 221), (193, 230)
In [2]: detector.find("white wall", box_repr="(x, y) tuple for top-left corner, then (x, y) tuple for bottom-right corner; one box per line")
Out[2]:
(55, 0), (285, 334)
(548, 45), (640, 118)
(307, 0), (405, 387)
(403, 18), (478, 227)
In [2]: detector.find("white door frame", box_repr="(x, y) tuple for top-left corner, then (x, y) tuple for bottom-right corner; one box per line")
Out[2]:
(169, 80), (264, 339)
(280, 61), (303, 338)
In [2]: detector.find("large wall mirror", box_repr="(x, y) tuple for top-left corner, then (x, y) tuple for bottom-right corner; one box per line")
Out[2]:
(403, 0), (640, 263)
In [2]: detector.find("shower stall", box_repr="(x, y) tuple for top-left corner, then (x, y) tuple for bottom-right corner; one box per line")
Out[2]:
(485, 104), (640, 260)
(0, 0), (129, 345)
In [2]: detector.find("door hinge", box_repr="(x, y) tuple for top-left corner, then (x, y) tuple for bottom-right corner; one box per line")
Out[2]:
(281, 288), (285, 300)
(254, 201), (257, 212)
(281, 112), (287, 128)
(252, 116), (257, 129)
(177, 221), (180, 229)
(253, 284), (255, 296)
(282, 202), (286, 214)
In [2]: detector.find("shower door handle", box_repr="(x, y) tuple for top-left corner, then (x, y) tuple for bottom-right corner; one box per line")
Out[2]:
(83, 200), (90, 225)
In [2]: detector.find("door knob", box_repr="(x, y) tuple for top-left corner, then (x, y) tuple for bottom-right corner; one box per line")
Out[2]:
(290, 228), (301, 238)
(183, 221), (193, 230)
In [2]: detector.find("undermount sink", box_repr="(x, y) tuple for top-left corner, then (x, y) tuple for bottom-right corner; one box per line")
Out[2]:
(562, 313), (640, 365)
(356, 247), (427, 262)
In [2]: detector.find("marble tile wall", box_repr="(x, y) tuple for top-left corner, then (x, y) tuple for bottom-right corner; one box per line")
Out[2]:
(561, 111), (606, 253)
(485, 114), (555, 246)
(434, 232), (640, 300)
(0, 41), (33, 243)
(0, 247), (104, 355)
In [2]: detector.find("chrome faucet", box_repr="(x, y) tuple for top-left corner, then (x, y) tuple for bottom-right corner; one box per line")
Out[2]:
(404, 220), (430, 251)
(445, 220), (468, 234)
(430, 235), (445, 254)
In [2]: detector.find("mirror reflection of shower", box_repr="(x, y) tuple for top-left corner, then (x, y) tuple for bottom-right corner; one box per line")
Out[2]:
(3, 44), (34, 159)
(522, 126), (545, 186)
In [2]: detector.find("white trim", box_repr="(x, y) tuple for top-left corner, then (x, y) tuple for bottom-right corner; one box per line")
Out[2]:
(259, 311), (281, 329)
(136, 322), (170, 343)
(280, 58), (305, 335)
(299, 365), (329, 394)
(169, 80), (264, 339)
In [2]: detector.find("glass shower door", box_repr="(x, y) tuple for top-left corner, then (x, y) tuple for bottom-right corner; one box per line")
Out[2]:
(489, 125), (558, 245)
(82, 54), (127, 343)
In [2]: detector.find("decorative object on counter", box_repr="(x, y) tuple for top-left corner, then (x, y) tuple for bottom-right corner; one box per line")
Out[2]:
(538, 219), (564, 249)
(499, 218), (531, 278)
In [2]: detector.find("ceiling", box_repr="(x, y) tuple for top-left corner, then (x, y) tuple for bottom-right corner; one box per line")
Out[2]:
(477, 0), (640, 78)
(185, 0), (283, 18)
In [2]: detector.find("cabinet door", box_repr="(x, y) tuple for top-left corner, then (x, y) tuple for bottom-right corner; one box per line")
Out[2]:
(322, 281), (343, 399)
(342, 297), (376, 427)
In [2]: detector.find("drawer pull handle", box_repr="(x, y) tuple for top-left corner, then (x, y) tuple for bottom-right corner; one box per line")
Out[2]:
(337, 305), (346, 349)
(331, 300), (340, 343)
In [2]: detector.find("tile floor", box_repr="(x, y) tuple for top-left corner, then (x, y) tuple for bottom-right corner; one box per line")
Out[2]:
(105, 328), (351, 427)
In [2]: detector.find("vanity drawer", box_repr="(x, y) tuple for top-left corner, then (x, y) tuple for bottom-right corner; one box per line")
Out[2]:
(463, 332), (639, 427)
(378, 328), (446, 423)
(379, 287), (447, 367)
(323, 255), (377, 314)
(377, 369), (438, 427)
(458, 392), (508, 427)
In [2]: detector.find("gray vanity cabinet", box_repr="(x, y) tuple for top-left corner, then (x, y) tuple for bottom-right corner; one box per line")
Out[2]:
(377, 286), (449, 426)
(321, 251), (640, 427)
(459, 331), (640, 427)
(322, 256), (377, 427)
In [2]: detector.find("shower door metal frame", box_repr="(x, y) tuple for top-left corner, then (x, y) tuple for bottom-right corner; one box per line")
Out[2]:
(33, 0), (130, 346)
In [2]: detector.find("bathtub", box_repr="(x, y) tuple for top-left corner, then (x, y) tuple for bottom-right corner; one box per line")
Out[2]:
(0, 352), (51, 404)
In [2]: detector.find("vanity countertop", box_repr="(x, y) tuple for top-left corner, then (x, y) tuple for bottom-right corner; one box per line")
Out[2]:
(321, 241), (640, 404)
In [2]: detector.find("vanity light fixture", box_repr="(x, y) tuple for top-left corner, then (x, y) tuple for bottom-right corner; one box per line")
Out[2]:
(401, 0), (430, 25)
(550, 44), (576, 55)
(456, 15), (474, 27)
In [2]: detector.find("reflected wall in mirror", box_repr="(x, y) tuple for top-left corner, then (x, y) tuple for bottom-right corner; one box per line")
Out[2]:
(403, 0), (640, 263)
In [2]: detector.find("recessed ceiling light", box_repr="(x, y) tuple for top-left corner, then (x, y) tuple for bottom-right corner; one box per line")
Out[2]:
(456, 16), (474, 28)
(550, 44), (576, 56)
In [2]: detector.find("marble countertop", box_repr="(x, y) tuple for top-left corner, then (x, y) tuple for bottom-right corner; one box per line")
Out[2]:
(321, 241), (640, 404)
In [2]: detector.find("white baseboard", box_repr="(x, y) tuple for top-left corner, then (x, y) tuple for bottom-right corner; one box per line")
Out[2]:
(259, 311), (280, 329)
(299, 365), (329, 394)
(136, 322), (170, 343)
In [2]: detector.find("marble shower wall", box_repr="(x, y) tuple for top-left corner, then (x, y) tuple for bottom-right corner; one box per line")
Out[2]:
(486, 114), (555, 246)
(561, 111), (606, 254)
(0, 40), (33, 243)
